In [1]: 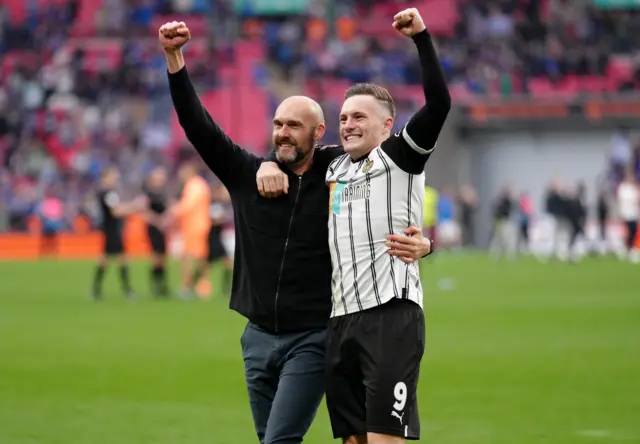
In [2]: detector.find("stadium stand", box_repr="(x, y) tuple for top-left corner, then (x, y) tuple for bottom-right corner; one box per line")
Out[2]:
(1, 0), (640, 234)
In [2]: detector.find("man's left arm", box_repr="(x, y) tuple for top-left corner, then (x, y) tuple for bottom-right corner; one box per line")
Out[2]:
(382, 9), (452, 174)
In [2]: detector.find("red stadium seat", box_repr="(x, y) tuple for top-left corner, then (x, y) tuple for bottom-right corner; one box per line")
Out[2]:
(579, 75), (610, 93)
(608, 56), (634, 83)
(555, 75), (579, 99)
(359, 0), (460, 37)
(60, 38), (123, 73)
(527, 77), (557, 98)
(0, 0), (68, 24)
(183, 39), (208, 59)
(447, 83), (475, 103)
(4, 0), (27, 23)
(70, 0), (105, 36)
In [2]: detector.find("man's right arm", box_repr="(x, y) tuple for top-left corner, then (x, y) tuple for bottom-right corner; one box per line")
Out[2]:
(166, 48), (256, 187)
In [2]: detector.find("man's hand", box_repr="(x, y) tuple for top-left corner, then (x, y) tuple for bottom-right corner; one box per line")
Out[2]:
(159, 21), (191, 51)
(386, 225), (432, 264)
(159, 21), (190, 73)
(392, 8), (426, 37)
(257, 162), (289, 198)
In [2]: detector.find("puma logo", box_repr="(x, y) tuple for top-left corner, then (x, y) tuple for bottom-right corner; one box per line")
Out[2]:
(391, 410), (404, 425)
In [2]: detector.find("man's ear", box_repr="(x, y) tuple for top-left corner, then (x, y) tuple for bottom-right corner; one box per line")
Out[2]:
(315, 123), (326, 141)
(384, 117), (394, 133)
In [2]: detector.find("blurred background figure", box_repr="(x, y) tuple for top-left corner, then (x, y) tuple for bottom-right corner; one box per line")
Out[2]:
(168, 161), (211, 299)
(37, 188), (64, 257)
(142, 166), (170, 298)
(616, 169), (640, 262)
(489, 184), (517, 262)
(458, 184), (477, 249)
(196, 181), (233, 298)
(543, 179), (571, 261)
(517, 191), (533, 255)
(595, 178), (611, 255)
(437, 186), (460, 251)
(565, 181), (587, 262)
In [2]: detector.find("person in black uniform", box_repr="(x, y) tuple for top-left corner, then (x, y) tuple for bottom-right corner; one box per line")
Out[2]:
(142, 166), (170, 297)
(489, 185), (516, 261)
(91, 167), (140, 300)
(204, 181), (233, 297)
(567, 182), (587, 261)
(545, 180), (570, 260)
(595, 181), (610, 255)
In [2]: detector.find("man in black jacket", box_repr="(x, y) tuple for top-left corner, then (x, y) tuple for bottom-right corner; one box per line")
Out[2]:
(159, 21), (431, 444)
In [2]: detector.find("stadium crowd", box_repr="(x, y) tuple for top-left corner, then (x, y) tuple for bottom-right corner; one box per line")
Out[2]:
(1, 0), (639, 233)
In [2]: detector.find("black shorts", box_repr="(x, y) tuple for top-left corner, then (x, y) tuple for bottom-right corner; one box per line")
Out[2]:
(326, 298), (425, 440)
(207, 228), (226, 263)
(147, 226), (166, 254)
(103, 230), (124, 256)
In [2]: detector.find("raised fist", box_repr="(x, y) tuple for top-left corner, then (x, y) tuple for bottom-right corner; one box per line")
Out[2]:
(159, 21), (191, 51)
(392, 8), (426, 37)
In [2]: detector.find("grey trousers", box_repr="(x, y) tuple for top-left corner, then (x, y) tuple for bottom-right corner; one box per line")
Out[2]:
(241, 322), (327, 444)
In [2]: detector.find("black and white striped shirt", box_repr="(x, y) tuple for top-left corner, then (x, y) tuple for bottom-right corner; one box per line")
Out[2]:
(326, 126), (435, 317)
(305, 29), (451, 318)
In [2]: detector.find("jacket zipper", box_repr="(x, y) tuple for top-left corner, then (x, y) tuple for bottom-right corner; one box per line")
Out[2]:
(274, 175), (302, 332)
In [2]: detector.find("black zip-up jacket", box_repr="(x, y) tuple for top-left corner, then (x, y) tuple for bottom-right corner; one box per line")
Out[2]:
(168, 66), (333, 333)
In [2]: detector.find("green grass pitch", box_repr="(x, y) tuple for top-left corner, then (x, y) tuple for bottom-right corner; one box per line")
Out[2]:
(1, 255), (639, 444)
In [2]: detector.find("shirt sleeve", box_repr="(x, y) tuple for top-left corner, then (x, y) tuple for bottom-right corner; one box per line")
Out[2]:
(381, 30), (451, 175)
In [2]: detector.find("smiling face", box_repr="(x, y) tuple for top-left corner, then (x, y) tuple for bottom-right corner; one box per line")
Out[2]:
(272, 96), (325, 167)
(340, 84), (395, 160)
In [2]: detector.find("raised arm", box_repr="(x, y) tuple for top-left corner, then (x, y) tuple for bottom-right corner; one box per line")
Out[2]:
(160, 21), (257, 188)
(382, 8), (451, 174)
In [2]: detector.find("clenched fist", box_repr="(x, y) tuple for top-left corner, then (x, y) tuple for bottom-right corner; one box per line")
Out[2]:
(159, 21), (191, 52)
(392, 8), (426, 37)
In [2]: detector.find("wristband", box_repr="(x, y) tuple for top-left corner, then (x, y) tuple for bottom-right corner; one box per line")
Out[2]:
(422, 238), (434, 257)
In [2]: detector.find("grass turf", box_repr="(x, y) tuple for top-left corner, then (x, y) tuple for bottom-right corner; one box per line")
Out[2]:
(0, 254), (639, 443)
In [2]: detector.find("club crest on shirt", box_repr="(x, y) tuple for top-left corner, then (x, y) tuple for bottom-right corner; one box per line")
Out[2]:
(361, 159), (374, 174)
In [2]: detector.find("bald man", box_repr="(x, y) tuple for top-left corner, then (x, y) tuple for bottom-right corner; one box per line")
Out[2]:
(161, 20), (431, 444)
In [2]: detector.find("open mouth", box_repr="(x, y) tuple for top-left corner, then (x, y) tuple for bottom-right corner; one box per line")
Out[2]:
(344, 135), (362, 142)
